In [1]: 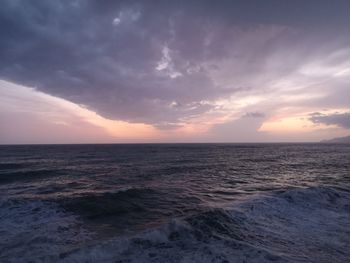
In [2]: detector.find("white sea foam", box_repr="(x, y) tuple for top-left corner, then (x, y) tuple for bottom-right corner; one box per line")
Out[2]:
(54, 187), (350, 263)
(0, 198), (91, 263)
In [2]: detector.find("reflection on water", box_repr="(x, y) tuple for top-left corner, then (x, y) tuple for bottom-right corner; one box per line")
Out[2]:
(0, 144), (350, 262)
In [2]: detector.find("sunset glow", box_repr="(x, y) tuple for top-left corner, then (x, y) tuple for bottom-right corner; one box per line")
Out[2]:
(0, 1), (349, 143)
(1, 2), (350, 262)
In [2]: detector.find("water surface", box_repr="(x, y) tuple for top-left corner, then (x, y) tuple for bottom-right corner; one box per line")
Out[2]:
(1, 144), (349, 262)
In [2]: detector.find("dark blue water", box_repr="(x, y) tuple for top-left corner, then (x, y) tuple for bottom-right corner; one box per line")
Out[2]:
(0, 144), (350, 262)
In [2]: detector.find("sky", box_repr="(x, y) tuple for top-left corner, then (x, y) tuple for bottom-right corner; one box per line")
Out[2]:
(1, 0), (350, 144)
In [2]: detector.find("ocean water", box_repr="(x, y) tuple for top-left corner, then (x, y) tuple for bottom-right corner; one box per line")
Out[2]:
(0, 143), (349, 262)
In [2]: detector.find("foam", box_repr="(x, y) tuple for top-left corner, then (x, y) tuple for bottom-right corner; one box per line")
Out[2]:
(0, 198), (91, 263)
(56, 187), (350, 263)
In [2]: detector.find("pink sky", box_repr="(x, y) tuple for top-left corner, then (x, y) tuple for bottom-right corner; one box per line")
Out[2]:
(1, 80), (348, 144)
(1, 1), (350, 143)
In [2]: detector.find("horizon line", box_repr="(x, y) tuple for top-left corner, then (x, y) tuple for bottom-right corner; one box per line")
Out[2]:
(1, 141), (345, 146)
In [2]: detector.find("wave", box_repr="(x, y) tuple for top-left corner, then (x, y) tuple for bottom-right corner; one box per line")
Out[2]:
(57, 188), (203, 235)
(53, 186), (350, 263)
(59, 188), (165, 222)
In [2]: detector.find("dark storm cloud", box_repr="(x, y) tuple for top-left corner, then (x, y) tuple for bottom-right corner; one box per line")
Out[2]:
(310, 112), (350, 129)
(1, 0), (350, 126)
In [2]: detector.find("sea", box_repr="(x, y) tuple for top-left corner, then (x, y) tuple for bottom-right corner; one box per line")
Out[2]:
(0, 143), (349, 263)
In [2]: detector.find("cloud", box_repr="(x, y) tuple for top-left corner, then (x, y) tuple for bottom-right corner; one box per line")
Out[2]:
(208, 114), (267, 142)
(310, 112), (350, 129)
(242, 112), (265, 118)
(0, 80), (159, 144)
(0, 0), (350, 132)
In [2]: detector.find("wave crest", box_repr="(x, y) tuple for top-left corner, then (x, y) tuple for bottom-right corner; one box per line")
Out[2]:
(57, 186), (350, 263)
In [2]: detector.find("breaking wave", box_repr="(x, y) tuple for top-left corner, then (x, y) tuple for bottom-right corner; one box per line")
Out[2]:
(6, 186), (347, 263)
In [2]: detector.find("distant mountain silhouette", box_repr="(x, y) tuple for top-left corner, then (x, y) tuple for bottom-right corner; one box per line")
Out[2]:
(321, 135), (350, 143)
